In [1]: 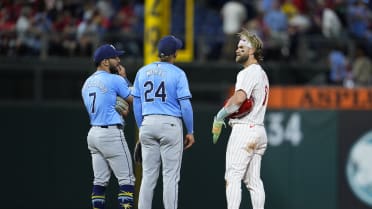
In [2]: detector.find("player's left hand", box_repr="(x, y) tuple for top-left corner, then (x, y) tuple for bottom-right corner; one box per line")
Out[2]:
(184, 133), (195, 150)
(115, 96), (129, 117)
(212, 116), (226, 144)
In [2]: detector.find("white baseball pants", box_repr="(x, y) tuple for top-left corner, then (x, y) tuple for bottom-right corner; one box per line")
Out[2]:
(225, 123), (267, 209)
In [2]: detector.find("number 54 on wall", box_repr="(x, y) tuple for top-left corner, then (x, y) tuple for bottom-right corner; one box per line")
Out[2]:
(265, 112), (303, 146)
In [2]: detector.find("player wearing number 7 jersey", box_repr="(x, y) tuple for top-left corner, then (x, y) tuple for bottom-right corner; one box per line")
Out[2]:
(132, 35), (195, 209)
(81, 44), (135, 209)
(211, 28), (269, 209)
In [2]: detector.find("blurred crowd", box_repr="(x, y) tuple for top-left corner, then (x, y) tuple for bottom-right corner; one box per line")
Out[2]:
(0, 0), (144, 58)
(0, 0), (372, 85)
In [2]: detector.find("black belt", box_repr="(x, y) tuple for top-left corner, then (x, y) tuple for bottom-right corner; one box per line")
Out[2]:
(99, 124), (123, 129)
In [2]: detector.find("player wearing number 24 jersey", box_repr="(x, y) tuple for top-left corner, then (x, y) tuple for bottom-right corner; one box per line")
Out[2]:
(132, 61), (190, 117)
(132, 35), (195, 209)
(211, 29), (269, 209)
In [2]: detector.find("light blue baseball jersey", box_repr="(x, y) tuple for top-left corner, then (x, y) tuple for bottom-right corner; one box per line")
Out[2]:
(81, 70), (130, 126)
(132, 62), (192, 117)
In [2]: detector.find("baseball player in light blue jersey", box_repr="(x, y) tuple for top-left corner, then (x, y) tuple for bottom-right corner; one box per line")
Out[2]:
(132, 35), (195, 209)
(81, 44), (135, 209)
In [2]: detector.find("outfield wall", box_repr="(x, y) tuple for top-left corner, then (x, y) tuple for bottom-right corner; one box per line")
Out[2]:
(1, 97), (372, 209)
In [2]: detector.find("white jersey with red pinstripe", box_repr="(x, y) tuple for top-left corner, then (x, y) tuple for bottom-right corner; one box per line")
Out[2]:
(229, 63), (269, 126)
(225, 63), (269, 209)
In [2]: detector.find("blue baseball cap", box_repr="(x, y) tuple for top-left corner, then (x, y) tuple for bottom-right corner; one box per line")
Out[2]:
(93, 44), (125, 63)
(158, 35), (183, 57)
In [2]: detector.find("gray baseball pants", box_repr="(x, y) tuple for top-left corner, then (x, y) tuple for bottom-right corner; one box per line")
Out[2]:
(87, 126), (135, 187)
(138, 115), (183, 209)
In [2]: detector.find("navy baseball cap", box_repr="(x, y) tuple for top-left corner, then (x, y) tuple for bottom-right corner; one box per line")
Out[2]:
(158, 35), (183, 57)
(93, 44), (125, 63)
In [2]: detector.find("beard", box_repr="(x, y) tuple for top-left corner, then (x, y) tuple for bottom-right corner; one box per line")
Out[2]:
(236, 54), (249, 64)
(109, 64), (119, 74)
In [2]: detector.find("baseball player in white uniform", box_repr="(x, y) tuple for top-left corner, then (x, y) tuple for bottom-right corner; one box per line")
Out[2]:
(212, 29), (269, 209)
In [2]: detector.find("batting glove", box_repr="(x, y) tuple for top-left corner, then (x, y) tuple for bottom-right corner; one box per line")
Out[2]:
(212, 116), (226, 144)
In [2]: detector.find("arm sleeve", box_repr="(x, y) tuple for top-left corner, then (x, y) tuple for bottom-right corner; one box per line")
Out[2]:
(115, 76), (131, 99)
(177, 72), (192, 100)
(179, 99), (194, 134)
(133, 96), (143, 128)
(235, 69), (257, 97)
(131, 73), (140, 97)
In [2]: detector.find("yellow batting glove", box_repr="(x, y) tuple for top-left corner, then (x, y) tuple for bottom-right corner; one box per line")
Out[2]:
(212, 116), (226, 144)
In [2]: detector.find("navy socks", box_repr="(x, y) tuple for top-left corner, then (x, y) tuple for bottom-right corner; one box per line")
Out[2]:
(118, 184), (134, 209)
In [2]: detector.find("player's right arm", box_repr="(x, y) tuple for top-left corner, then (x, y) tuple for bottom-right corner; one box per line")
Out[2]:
(114, 75), (131, 100)
(132, 72), (143, 128)
(133, 96), (142, 128)
(212, 72), (251, 144)
(215, 70), (252, 121)
(225, 90), (247, 108)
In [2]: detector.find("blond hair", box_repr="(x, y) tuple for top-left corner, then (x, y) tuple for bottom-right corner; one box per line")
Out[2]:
(238, 28), (264, 62)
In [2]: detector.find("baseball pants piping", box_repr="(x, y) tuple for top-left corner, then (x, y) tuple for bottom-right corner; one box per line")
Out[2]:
(87, 126), (135, 186)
